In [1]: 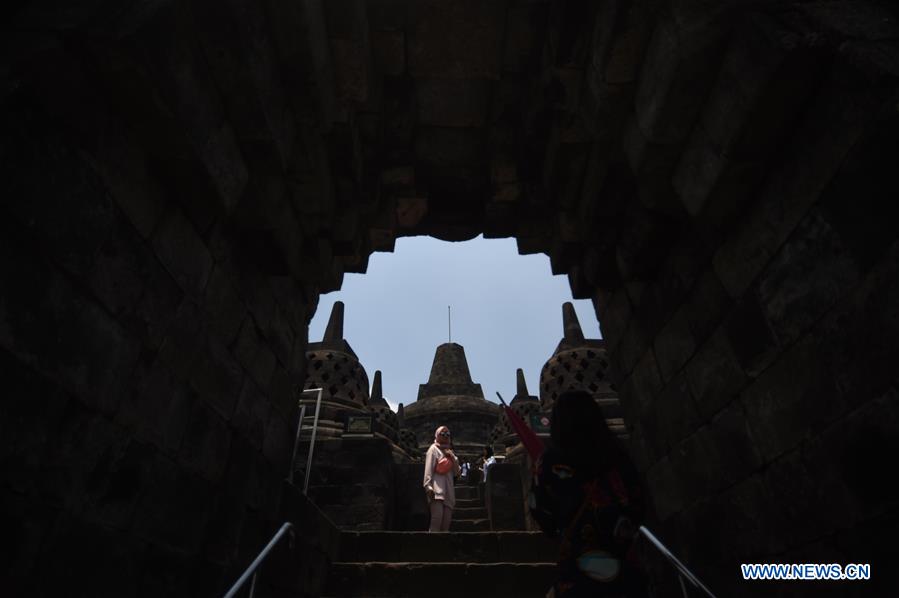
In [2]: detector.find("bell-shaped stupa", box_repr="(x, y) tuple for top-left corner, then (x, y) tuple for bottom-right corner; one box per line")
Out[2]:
(303, 301), (370, 407)
(403, 342), (500, 458)
(539, 302), (626, 439)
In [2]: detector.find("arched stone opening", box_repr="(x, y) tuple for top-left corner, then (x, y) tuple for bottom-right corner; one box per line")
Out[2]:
(2, 1), (898, 595)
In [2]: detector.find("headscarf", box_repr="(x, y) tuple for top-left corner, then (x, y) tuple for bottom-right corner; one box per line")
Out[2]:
(434, 425), (451, 449)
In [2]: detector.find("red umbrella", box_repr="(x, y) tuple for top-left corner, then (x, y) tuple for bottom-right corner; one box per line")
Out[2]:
(496, 392), (545, 461)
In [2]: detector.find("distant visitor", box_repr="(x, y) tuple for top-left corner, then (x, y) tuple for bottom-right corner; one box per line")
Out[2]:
(479, 445), (496, 483)
(423, 425), (461, 532)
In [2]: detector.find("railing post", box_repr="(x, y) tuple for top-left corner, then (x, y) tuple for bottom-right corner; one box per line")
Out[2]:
(637, 526), (717, 598)
(303, 387), (323, 495)
(288, 403), (307, 484)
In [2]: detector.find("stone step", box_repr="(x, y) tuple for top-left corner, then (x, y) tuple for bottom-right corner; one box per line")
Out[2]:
(452, 518), (491, 532)
(325, 562), (556, 597)
(454, 497), (481, 509)
(452, 506), (487, 520)
(454, 485), (478, 500)
(338, 531), (560, 563)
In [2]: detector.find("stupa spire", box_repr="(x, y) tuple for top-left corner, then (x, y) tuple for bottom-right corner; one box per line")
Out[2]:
(516, 368), (529, 396)
(323, 301), (345, 341)
(511, 367), (539, 405)
(427, 343), (474, 385)
(369, 370), (389, 408)
(562, 302), (585, 344)
(416, 342), (485, 402)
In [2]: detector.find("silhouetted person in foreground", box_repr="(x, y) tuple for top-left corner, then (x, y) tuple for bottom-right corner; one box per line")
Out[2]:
(530, 390), (648, 597)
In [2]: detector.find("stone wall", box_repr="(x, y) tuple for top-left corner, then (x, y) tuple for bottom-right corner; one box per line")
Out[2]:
(393, 463), (431, 532)
(302, 437), (397, 531)
(485, 463), (528, 531)
(595, 114), (899, 595)
(0, 77), (311, 595)
(3, 1), (899, 596)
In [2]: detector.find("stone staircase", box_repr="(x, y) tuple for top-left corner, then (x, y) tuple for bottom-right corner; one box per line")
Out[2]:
(449, 483), (489, 532)
(323, 481), (559, 597)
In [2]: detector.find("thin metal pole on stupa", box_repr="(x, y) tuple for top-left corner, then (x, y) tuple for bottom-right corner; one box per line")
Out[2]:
(448, 305), (451, 343)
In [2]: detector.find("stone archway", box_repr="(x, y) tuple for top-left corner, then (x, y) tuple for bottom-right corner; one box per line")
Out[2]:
(2, 1), (898, 595)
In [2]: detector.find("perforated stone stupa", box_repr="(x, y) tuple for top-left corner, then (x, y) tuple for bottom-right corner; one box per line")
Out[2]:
(539, 303), (626, 439)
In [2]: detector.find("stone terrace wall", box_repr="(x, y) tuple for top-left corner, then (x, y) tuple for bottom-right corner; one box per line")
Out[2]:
(594, 103), (899, 596)
(3, 1), (899, 597)
(0, 92), (312, 595)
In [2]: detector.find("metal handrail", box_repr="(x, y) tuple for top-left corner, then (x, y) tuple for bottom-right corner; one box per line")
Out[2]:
(288, 388), (324, 494)
(223, 522), (295, 598)
(638, 526), (717, 598)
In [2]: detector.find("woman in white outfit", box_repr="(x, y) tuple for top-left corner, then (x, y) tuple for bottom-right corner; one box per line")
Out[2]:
(423, 425), (461, 532)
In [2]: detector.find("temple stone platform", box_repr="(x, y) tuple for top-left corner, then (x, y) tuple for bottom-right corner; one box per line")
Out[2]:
(325, 481), (559, 597)
(324, 530), (558, 598)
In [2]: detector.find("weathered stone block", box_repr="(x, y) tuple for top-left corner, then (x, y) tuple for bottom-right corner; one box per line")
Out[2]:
(713, 61), (891, 298)
(152, 207), (213, 298)
(189, 336), (244, 421)
(266, 302), (295, 369)
(673, 13), (818, 219)
(89, 120), (165, 240)
(1, 103), (116, 278)
(157, 299), (206, 383)
(598, 288), (632, 349)
(371, 29), (405, 75)
(2, 348), (69, 491)
(813, 243), (899, 409)
(204, 264), (246, 347)
(680, 267), (729, 345)
(201, 485), (247, 566)
(407, 0), (505, 79)
(234, 316), (277, 394)
(270, 365), (299, 422)
(178, 401), (232, 483)
(232, 379), (270, 453)
(117, 355), (195, 457)
(634, 11), (728, 145)
(131, 454), (215, 554)
(724, 293), (780, 378)
(802, 387), (899, 525)
(757, 208), (859, 346)
(486, 463), (526, 530)
(653, 373), (702, 450)
(716, 474), (789, 557)
(627, 350), (664, 415)
(685, 325), (748, 419)
(263, 410), (291, 475)
(645, 455), (685, 520)
(705, 401), (762, 485)
(652, 308), (697, 383)
(416, 77), (490, 127)
(740, 338), (846, 463)
(0, 489), (56, 592)
(37, 401), (130, 515)
(0, 245), (140, 417)
(87, 222), (148, 317)
(35, 513), (144, 597)
(616, 318), (650, 378)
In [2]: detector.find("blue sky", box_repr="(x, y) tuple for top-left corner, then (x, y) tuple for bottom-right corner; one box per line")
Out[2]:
(309, 235), (602, 412)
